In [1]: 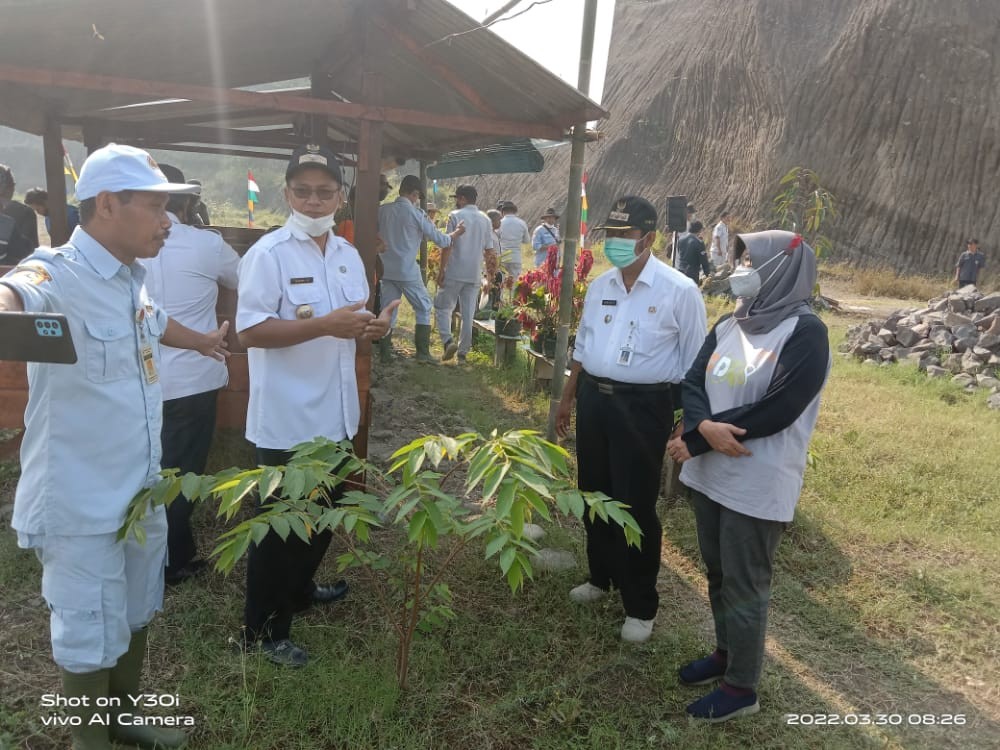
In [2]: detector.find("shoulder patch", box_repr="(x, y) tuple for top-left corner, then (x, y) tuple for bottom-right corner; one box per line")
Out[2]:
(10, 262), (53, 286)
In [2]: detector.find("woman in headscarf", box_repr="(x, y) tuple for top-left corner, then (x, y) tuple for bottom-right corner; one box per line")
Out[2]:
(666, 229), (831, 722)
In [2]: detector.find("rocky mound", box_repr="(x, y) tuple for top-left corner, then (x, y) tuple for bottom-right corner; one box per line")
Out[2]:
(841, 286), (1000, 408)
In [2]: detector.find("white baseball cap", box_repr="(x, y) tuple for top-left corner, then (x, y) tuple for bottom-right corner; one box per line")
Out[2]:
(75, 143), (199, 200)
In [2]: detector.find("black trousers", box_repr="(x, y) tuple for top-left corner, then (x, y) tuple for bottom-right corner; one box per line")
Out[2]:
(161, 389), (219, 575)
(243, 446), (341, 643)
(575, 375), (673, 620)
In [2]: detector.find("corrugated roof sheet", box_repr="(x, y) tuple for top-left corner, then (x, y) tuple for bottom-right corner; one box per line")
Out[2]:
(0, 0), (606, 160)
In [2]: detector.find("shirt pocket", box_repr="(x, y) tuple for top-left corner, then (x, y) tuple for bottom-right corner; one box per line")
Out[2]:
(285, 283), (326, 318)
(83, 318), (135, 383)
(636, 326), (678, 357)
(41, 576), (105, 671)
(341, 283), (368, 305)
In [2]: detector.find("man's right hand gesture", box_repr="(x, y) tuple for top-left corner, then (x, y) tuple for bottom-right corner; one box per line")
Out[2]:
(320, 301), (375, 339)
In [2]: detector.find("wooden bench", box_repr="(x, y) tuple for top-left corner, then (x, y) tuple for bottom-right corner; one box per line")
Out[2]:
(472, 318), (522, 366)
(522, 346), (571, 389)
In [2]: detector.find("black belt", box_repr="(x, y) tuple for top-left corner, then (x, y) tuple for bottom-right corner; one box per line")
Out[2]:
(581, 371), (673, 395)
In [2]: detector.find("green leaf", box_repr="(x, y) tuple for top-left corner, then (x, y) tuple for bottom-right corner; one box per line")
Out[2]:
(465, 445), (494, 490)
(485, 532), (509, 560)
(407, 510), (427, 543)
(480, 461), (510, 502)
(270, 515), (291, 541)
(287, 514), (312, 543)
(283, 466), (306, 500)
(495, 479), (516, 519)
(499, 545), (517, 574)
(249, 522), (270, 545)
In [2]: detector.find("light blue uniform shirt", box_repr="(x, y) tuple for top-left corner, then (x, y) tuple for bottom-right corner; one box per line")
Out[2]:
(1, 227), (168, 536)
(378, 197), (452, 282)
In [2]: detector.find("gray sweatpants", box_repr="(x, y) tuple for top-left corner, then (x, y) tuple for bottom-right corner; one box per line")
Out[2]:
(434, 278), (478, 355)
(688, 488), (785, 690)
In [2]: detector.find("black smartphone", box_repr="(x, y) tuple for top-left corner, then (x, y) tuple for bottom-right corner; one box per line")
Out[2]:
(0, 311), (78, 364)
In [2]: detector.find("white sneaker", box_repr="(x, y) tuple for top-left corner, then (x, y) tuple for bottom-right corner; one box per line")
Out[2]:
(621, 616), (655, 643)
(569, 582), (607, 603)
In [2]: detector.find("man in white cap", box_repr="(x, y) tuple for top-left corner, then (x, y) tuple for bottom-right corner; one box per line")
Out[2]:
(0, 143), (230, 750)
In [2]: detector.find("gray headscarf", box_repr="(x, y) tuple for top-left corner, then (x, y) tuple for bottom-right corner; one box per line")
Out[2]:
(732, 230), (817, 334)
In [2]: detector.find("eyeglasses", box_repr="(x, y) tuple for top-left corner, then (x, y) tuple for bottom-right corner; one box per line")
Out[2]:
(289, 185), (340, 202)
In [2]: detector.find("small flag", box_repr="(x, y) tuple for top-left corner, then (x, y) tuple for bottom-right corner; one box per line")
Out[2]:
(580, 173), (588, 245)
(63, 145), (79, 184)
(247, 170), (260, 228)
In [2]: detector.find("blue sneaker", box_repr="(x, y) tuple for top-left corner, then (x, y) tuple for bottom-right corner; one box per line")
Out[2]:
(686, 685), (760, 723)
(678, 652), (727, 686)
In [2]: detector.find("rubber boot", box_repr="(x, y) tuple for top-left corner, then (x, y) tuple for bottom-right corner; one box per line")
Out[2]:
(59, 668), (113, 750)
(414, 324), (437, 365)
(378, 332), (394, 363)
(108, 628), (187, 749)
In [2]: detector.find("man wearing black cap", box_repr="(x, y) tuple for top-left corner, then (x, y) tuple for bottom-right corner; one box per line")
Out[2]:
(676, 220), (711, 286)
(236, 144), (398, 666)
(954, 238), (986, 288)
(556, 195), (707, 643)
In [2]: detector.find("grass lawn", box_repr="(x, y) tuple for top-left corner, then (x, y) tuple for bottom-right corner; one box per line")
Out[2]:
(1, 301), (998, 749)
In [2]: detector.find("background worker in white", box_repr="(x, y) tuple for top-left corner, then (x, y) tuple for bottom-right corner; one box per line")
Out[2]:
(556, 196), (707, 644)
(0, 143), (229, 750)
(498, 200), (530, 282)
(236, 144), (396, 667)
(377, 173), (464, 363)
(435, 184), (494, 362)
(711, 210), (731, 268)
(139, 162), (240, 585)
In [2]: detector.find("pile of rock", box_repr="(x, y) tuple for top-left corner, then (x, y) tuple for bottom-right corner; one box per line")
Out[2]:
(840, 286), (1000, 409)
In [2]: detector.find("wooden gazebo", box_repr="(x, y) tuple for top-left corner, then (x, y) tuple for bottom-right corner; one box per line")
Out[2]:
(0, 0), (607, 452)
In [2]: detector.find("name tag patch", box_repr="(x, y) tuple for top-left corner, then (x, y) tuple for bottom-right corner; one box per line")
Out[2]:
(601, 299), (617, 306)
(290, 277), (314, 284)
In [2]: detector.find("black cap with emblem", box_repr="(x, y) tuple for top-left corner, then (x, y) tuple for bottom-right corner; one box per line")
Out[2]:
(594, 196), (658, 233)
(286, 144), (344, 185)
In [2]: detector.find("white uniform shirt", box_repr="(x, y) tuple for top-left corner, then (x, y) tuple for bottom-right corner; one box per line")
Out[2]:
(1, 229), (168, 535)
(711, 221), (729, 267)
(573, 256), (707, 384)
(140, 213), (239, 401)
(236, 222), (369, 449)
(445, 205), (493, 283)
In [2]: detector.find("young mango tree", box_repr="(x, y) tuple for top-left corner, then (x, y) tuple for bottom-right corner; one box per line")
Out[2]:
(772, 166), (838, 259)
(120, 430), (641, 689)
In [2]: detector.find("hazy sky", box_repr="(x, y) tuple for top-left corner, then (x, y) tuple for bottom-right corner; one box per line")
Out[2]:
(448, 0), (616, 103)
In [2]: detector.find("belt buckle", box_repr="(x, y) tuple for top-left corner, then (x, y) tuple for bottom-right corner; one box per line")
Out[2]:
(597, 382), (613, 395)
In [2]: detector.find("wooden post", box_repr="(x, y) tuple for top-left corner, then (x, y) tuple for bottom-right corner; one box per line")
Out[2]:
(546, 0), (598, 441)
(42, 117), (69, 246)
(351, 69), (384, 462)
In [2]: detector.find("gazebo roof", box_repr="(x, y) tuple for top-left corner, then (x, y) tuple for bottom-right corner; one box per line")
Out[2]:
(0, 0), (606, 160)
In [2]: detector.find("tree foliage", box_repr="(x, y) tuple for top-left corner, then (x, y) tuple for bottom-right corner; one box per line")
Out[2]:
(121, 430), (640, 688)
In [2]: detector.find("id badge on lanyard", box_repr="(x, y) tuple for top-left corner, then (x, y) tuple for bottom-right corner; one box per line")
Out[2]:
(617, 320), (636, 367)
(136, 307), (159, 384)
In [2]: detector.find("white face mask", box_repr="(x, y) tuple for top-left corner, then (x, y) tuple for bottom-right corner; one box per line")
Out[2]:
(729, 252), (786, 299)
(289, 209), (336, 237)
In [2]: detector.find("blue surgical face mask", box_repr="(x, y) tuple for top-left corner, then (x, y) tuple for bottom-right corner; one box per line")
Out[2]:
(604, 237), (642, 268)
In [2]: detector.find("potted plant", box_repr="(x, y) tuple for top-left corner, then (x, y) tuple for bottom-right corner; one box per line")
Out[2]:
(494, 302), (522, 338)
(515, 247), (594, 359)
